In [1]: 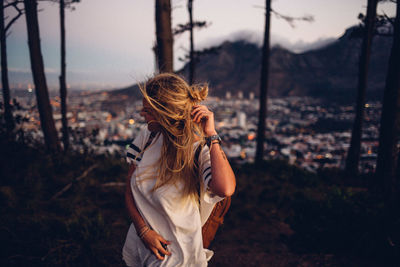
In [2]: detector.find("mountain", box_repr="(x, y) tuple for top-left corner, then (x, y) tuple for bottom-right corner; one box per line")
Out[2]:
(111, 26), (392, 103)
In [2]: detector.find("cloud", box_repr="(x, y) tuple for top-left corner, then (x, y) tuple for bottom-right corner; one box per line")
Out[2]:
(276, 37), (336, 53)
(198, 29), (336, 54)
(196, 30), (263, 49)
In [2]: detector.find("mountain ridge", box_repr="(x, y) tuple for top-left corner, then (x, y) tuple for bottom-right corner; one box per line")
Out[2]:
(111, 26), (392, 103)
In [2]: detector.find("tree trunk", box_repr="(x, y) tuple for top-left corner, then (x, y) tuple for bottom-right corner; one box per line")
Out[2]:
(255, 0), (271, 165)
(59, 0), (69, 152)
(345, 0), (378, 175)
(155, 0), (173, 73)
(24, 0), (60, 152)
(376, 0), (400, 213)
(188, 0), (195, 84)
(0, 2), (15, 135)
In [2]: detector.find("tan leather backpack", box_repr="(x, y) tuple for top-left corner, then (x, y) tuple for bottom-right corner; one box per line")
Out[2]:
(201, 195), (231, 248)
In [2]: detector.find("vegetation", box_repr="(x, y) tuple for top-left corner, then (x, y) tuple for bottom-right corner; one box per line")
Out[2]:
(1, 0), (399, 265)
(0, 134), (129, 266)
(210, 162), (400, 266)
(1, 125), (399, 266)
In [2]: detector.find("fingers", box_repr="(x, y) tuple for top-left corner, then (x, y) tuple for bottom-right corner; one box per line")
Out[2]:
(156, 235), (171, 256)
(191, 105), (207, 116)
(143, 230), (172, 260)
(151, 248), (165, 260)
(159, 236), (171, 245)
(151, 240), (171, 260)
(193, 110), (208, 123)
(157, 243), (171, 257)
(191, 105), (211, 123)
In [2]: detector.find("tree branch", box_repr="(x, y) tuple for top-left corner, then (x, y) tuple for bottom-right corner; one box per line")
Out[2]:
(37, 0), (80, 10)
(5, 3), (24, 33)
(178, 44), (222, 63)
(4, 0), (24, 9)
(50, 163), (99, 200)
(101, 182), (125, 187)
(253, 5), (314, 28)
(382, 12), (395, 26)
(271, 9), (314, 28)
(173, 21), (209, 36)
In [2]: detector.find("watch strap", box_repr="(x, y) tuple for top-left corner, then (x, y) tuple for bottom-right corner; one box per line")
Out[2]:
(205, 134), (221, 147)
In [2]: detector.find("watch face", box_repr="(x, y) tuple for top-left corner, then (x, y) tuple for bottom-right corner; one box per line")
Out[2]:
(206, 135), (220, 146)
(212, 135), (221, 142)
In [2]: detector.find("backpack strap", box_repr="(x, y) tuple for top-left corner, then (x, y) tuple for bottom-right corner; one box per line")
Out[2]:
(128, 131), (157, 164)
(143, 131), (157, 151)
(194, 143), (203, 206)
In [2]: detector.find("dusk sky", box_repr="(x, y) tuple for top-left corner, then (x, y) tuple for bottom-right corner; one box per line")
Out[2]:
(4, 0), (396, 89)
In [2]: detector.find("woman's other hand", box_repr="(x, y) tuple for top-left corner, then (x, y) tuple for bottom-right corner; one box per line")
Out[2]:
(191, 105), (217, 136)
(141, 229), (171, 260)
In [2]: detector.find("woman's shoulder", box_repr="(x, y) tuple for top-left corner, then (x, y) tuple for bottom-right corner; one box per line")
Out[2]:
(193, 141), (209, 160)
(133, 126), (151, 142)
(128, 126), (152, 152)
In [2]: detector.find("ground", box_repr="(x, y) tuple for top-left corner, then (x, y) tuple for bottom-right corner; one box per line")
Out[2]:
(1, 142), (397, 266)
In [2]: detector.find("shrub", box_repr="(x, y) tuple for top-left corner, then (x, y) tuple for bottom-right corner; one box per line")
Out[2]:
(287, 186), (400, 264)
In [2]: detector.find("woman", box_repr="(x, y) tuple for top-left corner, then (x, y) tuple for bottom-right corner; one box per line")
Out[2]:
(122, 73), (236, 266)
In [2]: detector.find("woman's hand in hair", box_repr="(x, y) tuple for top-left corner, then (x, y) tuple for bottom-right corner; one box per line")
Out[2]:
(141, 229), (171, 260)
(191, 105), (217, 136)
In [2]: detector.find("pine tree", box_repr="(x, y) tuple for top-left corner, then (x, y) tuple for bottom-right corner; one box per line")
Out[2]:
(155, 0), (173, 73)
(24, 0), (60, 152)
(255, 0), (271, 165)
(1, 1), (24, 137)
(346, 0), (378, 175)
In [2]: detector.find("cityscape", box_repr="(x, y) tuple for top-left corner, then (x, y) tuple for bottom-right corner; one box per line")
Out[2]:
(12, 87), (382, 174)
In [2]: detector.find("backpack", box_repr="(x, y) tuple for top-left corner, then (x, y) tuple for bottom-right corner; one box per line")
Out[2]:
(201, 195), (231, 248)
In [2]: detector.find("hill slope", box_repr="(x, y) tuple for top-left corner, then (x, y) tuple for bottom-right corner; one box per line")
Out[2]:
(180, 27), (391, 100)
(110, 26), (392, 103)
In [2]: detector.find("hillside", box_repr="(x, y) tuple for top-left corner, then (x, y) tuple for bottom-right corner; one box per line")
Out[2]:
(180, 26), (391, 101)
(111, 26), (392, 103)
(1, 135), (399, 266)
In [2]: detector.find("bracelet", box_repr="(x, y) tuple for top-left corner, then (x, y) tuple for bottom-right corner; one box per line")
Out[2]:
(209, 139), (221, 153)
(138, 225), (150, 239)
(205, 134), (221, 147)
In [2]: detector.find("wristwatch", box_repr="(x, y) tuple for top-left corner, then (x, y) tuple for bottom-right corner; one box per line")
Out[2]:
(205, 134), (221, 147)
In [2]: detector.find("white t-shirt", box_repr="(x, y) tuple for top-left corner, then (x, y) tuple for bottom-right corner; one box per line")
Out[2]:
(122, 127), (223, 267)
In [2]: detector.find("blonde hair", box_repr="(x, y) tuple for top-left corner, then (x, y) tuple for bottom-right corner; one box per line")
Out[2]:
(139, 73), (208, 203)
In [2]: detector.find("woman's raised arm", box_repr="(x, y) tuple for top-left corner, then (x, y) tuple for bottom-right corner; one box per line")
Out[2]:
(191, 105), (236, 197)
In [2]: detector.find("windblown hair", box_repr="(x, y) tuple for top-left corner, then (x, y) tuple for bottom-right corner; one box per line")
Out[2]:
(140, 73), (208, 203)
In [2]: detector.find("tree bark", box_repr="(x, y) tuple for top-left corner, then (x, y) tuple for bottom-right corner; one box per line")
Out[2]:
(155, 0), (173, 73)
(59, 0), (69, 152)
(24, 0), (60, 152)
(0, 2), (15, 135)
(188, 0), (195, 84)
(255, 0), (271, 165)
(376, 0), (400, 211)
(345, 0), (378, 175)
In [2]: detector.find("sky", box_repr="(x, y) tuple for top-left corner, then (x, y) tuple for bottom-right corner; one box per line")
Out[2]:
(3, 0), (397, 90)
